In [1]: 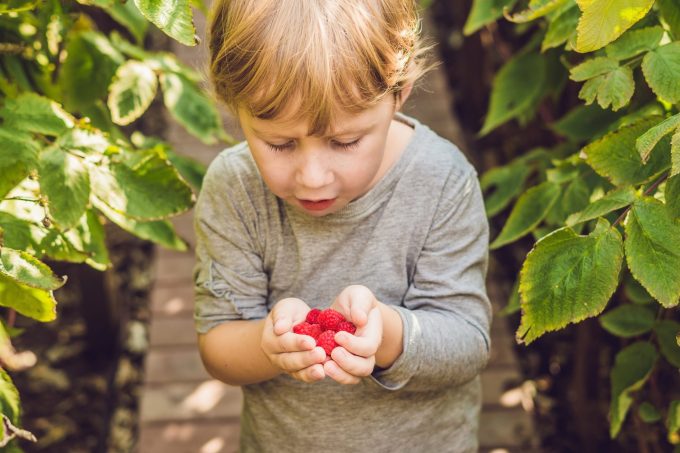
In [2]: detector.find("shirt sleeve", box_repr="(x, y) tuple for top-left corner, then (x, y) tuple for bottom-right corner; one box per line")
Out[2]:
(193, 155), (269, 334)
(371, 169), (492, 391)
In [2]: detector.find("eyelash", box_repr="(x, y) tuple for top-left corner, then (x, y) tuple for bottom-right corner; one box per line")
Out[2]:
(266, 138), (362, 153)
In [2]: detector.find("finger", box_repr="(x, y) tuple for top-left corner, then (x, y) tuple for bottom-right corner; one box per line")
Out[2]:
(290, 363), (326, 383)
(349, 303), (369, 327)
(278, 331), (317, 353)
(273, 315), (293, 335)
(275, 347), (326, 373)
(323, 359), (361, 385)
(335, 309), (382, 357)
(330, 346), (375, 377)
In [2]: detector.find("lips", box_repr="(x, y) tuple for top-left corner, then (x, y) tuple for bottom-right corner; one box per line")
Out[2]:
(298, 198), (336, 211)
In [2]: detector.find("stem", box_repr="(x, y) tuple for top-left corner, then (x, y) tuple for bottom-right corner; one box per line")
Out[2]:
(612, 172), (670, 227)
(7, 309), (15, 328)
(1, 197), (40, 203)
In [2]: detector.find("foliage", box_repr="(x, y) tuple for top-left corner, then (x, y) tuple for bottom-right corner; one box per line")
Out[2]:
(467, 0), (680, 446)
(0, 0), (227, 448)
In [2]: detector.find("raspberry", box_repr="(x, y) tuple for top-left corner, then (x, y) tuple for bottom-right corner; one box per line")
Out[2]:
(316, 330), (338, 356)
(292, 322), (322, 339)
(305, 308), (321, 324)
(317, 308), (345, 331)
(337, 321), (356, 335)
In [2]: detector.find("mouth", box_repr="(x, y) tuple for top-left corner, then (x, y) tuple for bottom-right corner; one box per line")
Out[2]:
(298, 198), (336, 212)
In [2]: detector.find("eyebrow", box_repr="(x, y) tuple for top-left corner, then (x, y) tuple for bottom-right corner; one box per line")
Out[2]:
(251, 122), (376, 139)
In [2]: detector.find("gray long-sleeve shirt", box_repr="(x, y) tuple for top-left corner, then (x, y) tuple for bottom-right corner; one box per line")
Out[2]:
(193, 113), (492, 452)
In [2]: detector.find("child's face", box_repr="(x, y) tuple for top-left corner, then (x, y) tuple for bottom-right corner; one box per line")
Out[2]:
(238, 95), (407, 217)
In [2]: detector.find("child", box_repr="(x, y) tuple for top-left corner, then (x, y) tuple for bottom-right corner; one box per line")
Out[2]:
(193, 0), (491, 451)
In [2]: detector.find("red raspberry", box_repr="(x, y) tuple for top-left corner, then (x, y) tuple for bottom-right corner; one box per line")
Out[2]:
(292, 322), (322, 339)
(317, 309), (345, 331)
(305, 308), (321, 324)
(316, 330), (338, 356)
(337, 321), (356, 335)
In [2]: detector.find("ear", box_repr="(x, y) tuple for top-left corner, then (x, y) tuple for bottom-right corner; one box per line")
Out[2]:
(395, 83), (414, 111)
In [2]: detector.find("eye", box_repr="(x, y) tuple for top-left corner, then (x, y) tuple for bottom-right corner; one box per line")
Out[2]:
(266, 141), (295, 152)
(333, 138), (362, 150)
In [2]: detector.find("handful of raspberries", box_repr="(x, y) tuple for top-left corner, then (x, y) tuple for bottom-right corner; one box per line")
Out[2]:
(292, 308), (357, 356)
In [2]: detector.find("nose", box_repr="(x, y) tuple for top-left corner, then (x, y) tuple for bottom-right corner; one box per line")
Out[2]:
(295, 151), (334, 189)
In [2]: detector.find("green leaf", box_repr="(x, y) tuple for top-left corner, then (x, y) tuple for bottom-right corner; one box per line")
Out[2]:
(672, 129), (680, 177)
(39, 146), (90, 230)
(159, 72), (225, 144)
(517, 219), (624, 344)
(625, 197), (680, 308)
(55, 127), (114, 156)
(605, 26), (664, 60)
(624, 272), (654, 304)
(583, 118), (671, 186)
(108, 60), (158, 125)
(658, 0), (680, 40)
(103, 0), (148, 44)
(490, 181), (561, 249)
(575, 0), (655, 53)
(599, 304), (655, 337)
(499, 277), (521, 316)
(506, 0), (571, 23)
(0, 369), (19, 424)
(638, 402), (662, 423)
(0, 93), (74, 136)
(667, 174), (680, 219)
(0, 248), (65, 290)
(0, 128), (40, 200)
(134, 0), (197, 46)
(166, 150), (206, 191)
(570, 57), (619, 82)
(0, 273), (57, 322)
(464, 0), (518, 35)
(543, 4), (580, 51)
(610, 341), (657, 438)
(668, 400), (680, 440)
(39, 230), (89, 264)
(93, 198), (188, 251)
(0, 213), (35, 251)
(636, 113), (680, 163)
(0, 0), (39, 14)
(566, 186), (635, 226)
(551, 104), (620, 141)
(63, 210), (111, 270)
(655, 320), (680, 368)
(481, 52), (547, 135)
(481, 162), (531, 217)
(90, 150), (194, 220)
(58, 31), (125, 112)
(547, 176), (591, 224)
(578, 66), (634, 111)
(642, 42), (680, 104)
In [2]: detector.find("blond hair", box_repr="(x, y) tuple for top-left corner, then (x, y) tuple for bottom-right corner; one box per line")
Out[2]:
(208, 0), (433, 135)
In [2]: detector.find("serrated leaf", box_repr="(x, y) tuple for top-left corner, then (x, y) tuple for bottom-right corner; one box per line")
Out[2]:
(0, 369), (19, 425)
(108, 60), (158, 125)
(610, 341), (657, 438)
(655, 320), (680, 368)
(570, 56), (619, 82)
(0, 129), (40, 200)
(464, 0), (518, 35)
(642, 42), (680, 104)
(667, 174), (680, 219)
(624, 272), (653, 304)
(166, 150), (206, 191)
(543, 3), (580, 51)
(39, 147), (90, 230)
(668, 400), (680, 439)
(481, 52), (548, 135)
(639, 402), (662, 423)
(635, 113), (680, 163)
(0, 213), (35, 251)
(490, 181), (561, 249)
(582, 118), (671, 186)
(566, 186), (635, 226)
(605, 26), (664, 60)
(0, 248), (64, 290)
(90, 150), (194, 220)
(599, 304), (655, 337)
(578, 66), (634, 111)
(134, 0), (197, 46)
(658, 0), (680, 40)
(58, 31), (124, 112)
(672, 129), (680, 177)
(575, 0), (655, 53)
(625, 198), (680, 308)
(39, 230), (89, 264)
(62, 210), (111, 270)
(93, 197), (188, 251)
(56, 127), (113, 156)
(481, 162), (531, 217)
(103, 0), (148, 44)
(0, 93), (74, 136)
(0, 273), (57, 322)
(517, 219), (624, 344)
(551, 104), (619, 141)
(159, 72), (225, 144)
(506, 0), (570, 23)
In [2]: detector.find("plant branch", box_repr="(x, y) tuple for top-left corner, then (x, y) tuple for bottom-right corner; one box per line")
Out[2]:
(612, 172), (670, 227)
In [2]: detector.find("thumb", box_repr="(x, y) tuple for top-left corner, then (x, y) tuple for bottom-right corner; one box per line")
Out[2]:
(273, 315), (292, 335)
